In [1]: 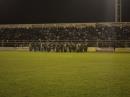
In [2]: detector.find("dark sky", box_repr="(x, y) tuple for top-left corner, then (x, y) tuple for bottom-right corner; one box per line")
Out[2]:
(0, 0), (129, 23)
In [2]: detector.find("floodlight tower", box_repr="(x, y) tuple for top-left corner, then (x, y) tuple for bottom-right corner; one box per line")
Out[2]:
(115, 0), (122, 22)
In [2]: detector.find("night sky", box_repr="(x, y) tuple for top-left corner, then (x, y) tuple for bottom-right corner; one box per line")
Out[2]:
(0, 0), (129, 24)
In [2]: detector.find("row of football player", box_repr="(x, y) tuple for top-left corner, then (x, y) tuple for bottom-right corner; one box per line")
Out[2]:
(29, 42), (88, 52)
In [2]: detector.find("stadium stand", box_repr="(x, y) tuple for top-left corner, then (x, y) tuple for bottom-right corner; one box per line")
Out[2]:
(0, 23), (130, 52)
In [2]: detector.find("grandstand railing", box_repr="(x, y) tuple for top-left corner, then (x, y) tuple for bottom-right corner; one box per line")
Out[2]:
(0, 40), (130, 48)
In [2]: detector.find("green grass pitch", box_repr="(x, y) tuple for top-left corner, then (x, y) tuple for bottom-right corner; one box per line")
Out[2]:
(0, 52), (130, 97)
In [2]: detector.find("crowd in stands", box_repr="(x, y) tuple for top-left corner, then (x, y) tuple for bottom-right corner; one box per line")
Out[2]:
(0, 25), (130, 52)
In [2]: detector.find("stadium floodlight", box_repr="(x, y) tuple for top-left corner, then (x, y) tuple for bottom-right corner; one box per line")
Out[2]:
(115, 0), (122, 22)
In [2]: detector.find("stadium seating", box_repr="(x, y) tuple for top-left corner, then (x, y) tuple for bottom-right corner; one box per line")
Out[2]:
(0, 24), (130, 52)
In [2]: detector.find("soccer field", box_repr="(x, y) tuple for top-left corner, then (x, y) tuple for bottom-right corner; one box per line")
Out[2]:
(0, 52), (130, 97)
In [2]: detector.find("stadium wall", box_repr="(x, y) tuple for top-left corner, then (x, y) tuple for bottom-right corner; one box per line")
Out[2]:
(87, 47), (97, 52)
(115, 48), (130, 53)
(96, 48), (115, 52)
(0, 47), (29, 51)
